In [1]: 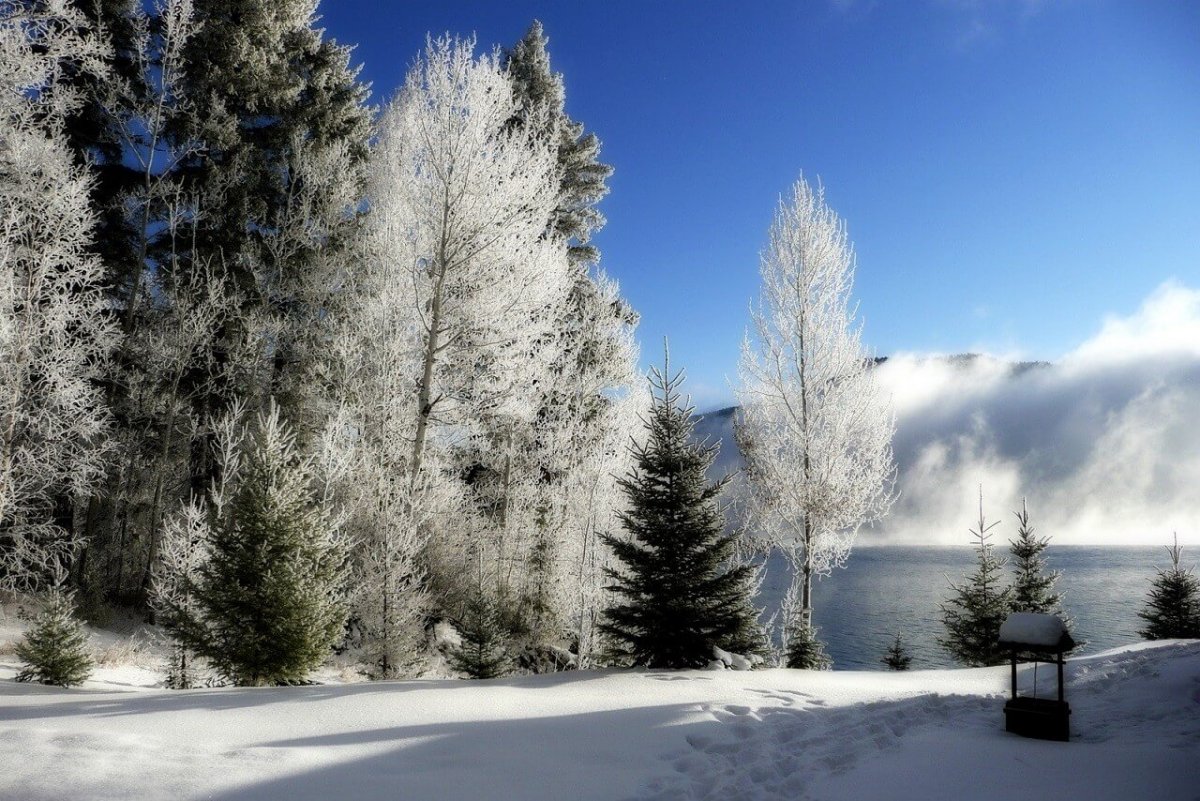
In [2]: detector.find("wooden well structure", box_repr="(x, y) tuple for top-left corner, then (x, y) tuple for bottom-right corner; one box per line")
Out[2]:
(997, 612), (1075, 742)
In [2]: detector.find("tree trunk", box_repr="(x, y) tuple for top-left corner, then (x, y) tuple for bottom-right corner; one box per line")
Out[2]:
(801, 518), (813, 629)
(409, 262), (446, 488)
(139, 408), (179, 598)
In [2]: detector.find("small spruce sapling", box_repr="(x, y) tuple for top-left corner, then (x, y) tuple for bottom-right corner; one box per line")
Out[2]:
(786, 622), (832, 670)
(1009, 499), (1065, 616)
(939, 489), (1012, 667)
(882, 632), (912, 671)
(1138, 534), (1200, 640)
(163, 402), (348, 686)
(449, 586), (514, 679)
(15, 587), (94, 687)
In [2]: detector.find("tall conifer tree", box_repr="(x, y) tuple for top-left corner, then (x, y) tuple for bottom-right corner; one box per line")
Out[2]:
(171, 0), (372, 489)
(505, 19), (613, 267)
(601, 349), (762, 669)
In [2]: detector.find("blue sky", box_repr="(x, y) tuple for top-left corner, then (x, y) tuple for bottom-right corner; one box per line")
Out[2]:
(318, 1), (1200, 411)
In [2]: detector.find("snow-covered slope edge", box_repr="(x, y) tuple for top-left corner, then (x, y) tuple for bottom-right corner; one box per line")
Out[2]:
(1, 640), (1196, 801)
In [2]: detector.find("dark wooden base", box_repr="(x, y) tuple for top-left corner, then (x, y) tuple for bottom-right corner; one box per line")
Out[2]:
(1004, 697), (1070, 741)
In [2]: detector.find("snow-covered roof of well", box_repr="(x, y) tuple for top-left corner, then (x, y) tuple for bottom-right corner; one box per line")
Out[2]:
(998, 613), (1074, 650)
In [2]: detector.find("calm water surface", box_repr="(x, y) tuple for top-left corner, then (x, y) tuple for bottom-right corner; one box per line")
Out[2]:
(757, 546), (1171, 669)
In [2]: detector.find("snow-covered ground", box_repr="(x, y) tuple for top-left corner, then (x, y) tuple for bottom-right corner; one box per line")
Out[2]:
(0, 624), (1196, 800)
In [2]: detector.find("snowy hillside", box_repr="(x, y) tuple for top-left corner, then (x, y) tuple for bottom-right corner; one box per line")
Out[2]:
(1, 638), (1196, 800)
(695, 347), (1200, 545)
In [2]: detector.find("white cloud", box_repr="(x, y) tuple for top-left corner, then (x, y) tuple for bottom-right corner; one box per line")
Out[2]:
(872, 282), (1200, 546)
(1065, 282), (1200, 367)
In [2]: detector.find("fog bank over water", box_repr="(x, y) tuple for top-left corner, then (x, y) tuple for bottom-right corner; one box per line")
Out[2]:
(697, 282), (1200, 546)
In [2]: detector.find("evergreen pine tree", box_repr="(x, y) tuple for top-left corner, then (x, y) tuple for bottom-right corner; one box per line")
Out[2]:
(600, 348), (764, 669)
(1009, 499), (1064, 616)
(170, 0), (373, 494)
(786, 622), (832, 670)
(164, 401), (348, 686)
(449, 587), (515, 680)
(882, 632), (912, 671)
(15, 589), (94, 687)
(174, 0), (371, 297)
(1138, 534), (1200, 640)
(504, 20), (613, 267)
(939, 489), (1012, 667)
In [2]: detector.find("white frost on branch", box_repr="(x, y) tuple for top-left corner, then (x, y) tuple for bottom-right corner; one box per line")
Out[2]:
(331, 35), (570, 672)
(0, 5), (115, 591)
(736, 176), (896, 634)
(367, 34), (567, 482)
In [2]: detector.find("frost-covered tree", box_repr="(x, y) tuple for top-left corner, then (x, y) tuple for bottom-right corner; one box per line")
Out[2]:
(26, 0), (218, 607)
(735, 176), (895, 641)
(0, 3), (115, 593)
(150, 498), (210, 688)
(432, 22), (634, 664)
(1008, 499), (1064, 616)
(167, 0), (371, 494)
(368, 33), (566, 487)
(162, 402), (347, 686)
(15, 585), (94, 687)
(940, 490), (1012, 667)
(358, 35), (570, 638)
(333, 412), (444, 679)
(322, 255), (441, 679)
(882, 632), (912, 671)
(526, 278), (641, 664)
(461, 271), (641, 663)
(1138, 535), (1200, 640)
(601, 351), (763, 669)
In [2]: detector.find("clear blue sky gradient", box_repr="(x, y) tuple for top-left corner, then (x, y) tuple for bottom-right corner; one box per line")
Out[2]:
(317, 1), (1200, 411)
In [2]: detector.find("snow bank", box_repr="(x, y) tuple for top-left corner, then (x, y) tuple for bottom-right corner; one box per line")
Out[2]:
(0, 639), (1196, 800)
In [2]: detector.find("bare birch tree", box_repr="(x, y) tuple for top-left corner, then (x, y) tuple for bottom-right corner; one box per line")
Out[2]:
(736, 176), (896, 651)
(369, 34), (567, 485)
(334, 35), (569, 671)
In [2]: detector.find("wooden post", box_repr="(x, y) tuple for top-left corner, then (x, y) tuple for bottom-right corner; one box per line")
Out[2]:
(1011, 651), (1018, 699)
(1057, 651), (1064, 703)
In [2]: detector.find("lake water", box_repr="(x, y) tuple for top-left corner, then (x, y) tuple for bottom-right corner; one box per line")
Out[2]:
(756, 546), (1174, 669)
